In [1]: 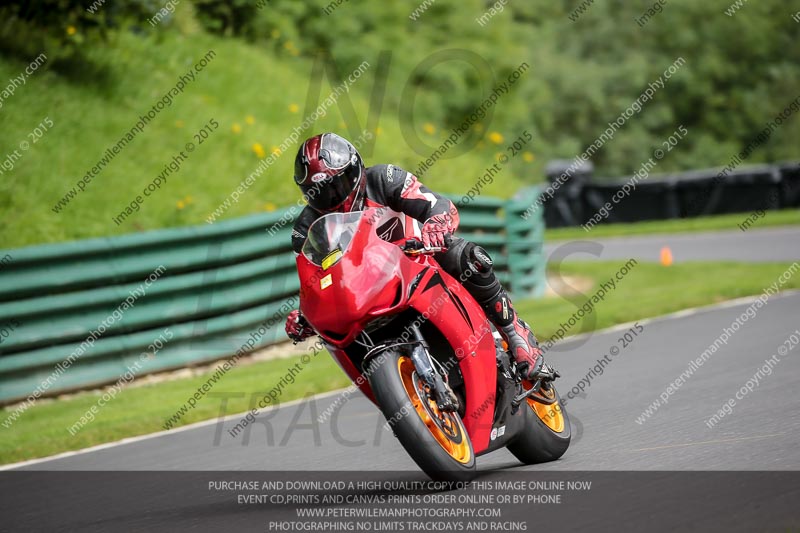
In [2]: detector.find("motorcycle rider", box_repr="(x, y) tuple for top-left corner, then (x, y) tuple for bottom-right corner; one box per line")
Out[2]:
(284, 132), (545, 380)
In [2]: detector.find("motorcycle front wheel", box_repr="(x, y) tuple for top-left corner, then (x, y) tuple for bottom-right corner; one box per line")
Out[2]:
(367, 348), (477, 482)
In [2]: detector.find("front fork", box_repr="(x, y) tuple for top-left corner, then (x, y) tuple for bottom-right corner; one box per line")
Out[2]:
(409, 325), (459, 412)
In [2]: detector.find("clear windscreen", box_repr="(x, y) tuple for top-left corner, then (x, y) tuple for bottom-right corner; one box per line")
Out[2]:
(301, 211), (364, 266)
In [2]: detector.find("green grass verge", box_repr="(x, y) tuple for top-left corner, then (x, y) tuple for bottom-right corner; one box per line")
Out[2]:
(545, 209), (800, 241)
(3, 260), (798, 465)
(1, 353), (353, 465)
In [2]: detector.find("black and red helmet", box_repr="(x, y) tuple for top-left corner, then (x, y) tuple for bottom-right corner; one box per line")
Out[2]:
(294, 133), (366, 213)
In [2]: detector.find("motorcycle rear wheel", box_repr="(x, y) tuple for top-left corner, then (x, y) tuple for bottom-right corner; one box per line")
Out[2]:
(367, 349), (477, 481)
(507, 383), (571, 464)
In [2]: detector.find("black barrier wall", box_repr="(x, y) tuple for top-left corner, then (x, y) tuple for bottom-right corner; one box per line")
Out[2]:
(541, 161), (800, 228)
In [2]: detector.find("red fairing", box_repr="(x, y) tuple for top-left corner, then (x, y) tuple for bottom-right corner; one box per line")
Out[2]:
(297, 227), (408, 348)
(404, 267), (497, 452)
(296, 208), (497, 454)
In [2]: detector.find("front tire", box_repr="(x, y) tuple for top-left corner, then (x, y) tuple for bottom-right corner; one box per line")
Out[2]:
(507, 384), (571, 464)
(367, 349), (477, 481)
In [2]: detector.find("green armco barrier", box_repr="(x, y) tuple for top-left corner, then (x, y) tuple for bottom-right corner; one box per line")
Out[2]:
(504, 187), (547, 297)
(0, 189), (545, 403)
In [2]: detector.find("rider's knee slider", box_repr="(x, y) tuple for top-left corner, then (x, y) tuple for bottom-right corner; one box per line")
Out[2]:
(469, 245), (493, 275)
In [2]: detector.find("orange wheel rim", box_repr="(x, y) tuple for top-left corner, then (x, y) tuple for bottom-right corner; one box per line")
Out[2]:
(397, 356), (472, 464)
(525, 383), (565, 433)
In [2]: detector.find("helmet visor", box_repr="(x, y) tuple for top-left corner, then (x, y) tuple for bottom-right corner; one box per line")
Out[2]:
(302, 164), (362, 212)
(318, 133), (355, 170)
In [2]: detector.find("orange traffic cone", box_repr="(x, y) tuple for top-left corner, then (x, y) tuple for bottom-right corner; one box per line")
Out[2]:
(660, 246), (673, 266)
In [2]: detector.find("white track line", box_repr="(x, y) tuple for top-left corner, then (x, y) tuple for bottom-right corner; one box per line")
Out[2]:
(3, 289), (798, 471)
(555, 289), (800, 347)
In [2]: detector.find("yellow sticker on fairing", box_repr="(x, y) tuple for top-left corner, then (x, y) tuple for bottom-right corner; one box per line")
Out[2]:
(321, 249), (342, 270)
(320, 273), (333, 290)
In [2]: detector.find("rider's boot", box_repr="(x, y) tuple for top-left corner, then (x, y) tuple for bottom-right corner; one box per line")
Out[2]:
(481, 289), (544, 380)
(454, 243), (545, 380)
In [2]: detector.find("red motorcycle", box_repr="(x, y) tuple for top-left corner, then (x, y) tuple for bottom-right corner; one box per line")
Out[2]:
(297, 207), (570, 481)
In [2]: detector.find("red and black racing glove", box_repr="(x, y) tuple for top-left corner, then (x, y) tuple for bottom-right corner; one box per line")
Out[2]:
(285, 309), (315, 344)
(421, 213), (455, 249)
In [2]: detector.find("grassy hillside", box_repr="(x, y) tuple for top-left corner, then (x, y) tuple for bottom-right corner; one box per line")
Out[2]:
(2, 0), (797, 248)
(0, 29), (527, 248)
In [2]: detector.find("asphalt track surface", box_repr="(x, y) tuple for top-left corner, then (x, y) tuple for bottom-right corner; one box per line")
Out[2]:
(4, 292), (799, 532)
(13, 291), (800, 472)
(545, 226), (800, 263)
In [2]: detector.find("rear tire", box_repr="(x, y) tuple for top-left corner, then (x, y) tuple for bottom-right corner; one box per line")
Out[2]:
(367, 348), (477, 481)
(507, 385), (571, 464)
